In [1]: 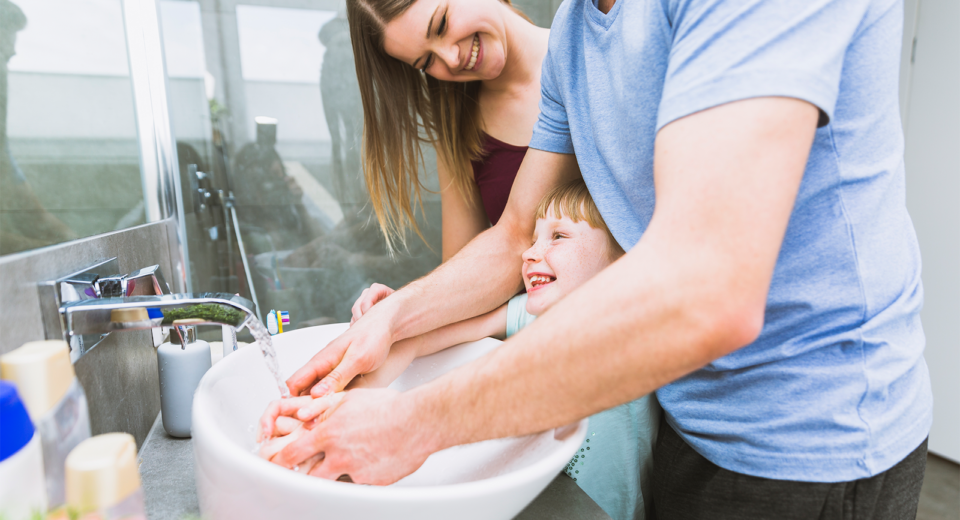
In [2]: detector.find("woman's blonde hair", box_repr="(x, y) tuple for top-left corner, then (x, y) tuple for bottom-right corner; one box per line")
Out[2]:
(535, 179), (625, 255)
(347, 0), (529, 250)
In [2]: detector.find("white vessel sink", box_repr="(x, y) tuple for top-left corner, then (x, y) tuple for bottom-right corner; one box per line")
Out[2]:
(192, 323), (587, 519)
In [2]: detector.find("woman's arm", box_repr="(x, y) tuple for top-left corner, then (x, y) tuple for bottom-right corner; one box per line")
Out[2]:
(347, 304), (508, 390)
(438, 157), (489, 262)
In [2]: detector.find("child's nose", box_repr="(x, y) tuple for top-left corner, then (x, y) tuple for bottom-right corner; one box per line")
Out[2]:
(522, 245), (539, 263)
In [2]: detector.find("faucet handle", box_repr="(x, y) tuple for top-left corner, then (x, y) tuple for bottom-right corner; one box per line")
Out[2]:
(122, 265), (170, 297)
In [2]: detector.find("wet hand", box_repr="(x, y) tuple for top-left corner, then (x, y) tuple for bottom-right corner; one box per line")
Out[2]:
(272, 388), (437, 485)
(257, 395), (314, 442)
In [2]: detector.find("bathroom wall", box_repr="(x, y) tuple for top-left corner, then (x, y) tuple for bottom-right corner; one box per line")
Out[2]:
(899, 0), (960, 462)
(0, 219), (184, 447)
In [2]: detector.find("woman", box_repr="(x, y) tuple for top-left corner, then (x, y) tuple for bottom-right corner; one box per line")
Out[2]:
(348, 0), (549, 258)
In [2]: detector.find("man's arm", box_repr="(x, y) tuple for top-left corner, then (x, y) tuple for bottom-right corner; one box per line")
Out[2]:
(274, 97), (819, 483)
(285, 149), (581, 397)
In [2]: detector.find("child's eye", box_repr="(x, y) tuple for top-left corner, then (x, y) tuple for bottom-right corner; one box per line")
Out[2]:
(552, 232), (566, 240)
(437, 13), (447, 35)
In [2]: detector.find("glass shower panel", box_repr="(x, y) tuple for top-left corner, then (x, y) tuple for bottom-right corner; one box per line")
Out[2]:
(160, 0), (443, 329)
(0, 0), (145, 256)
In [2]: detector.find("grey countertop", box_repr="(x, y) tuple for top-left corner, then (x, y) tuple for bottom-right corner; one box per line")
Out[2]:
(138, 414), (610, 520)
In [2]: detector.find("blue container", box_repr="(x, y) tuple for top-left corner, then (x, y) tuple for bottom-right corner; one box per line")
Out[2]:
(0, 381), (35, 462)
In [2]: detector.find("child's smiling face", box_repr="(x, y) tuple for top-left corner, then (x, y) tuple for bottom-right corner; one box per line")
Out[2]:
(521, 208), (618, 316)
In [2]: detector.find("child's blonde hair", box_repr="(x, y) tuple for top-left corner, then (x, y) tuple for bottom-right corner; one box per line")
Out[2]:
(535, 179), (625, 256)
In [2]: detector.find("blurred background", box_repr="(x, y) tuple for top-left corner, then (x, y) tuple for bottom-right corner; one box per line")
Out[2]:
(0, 0), (562, 325)
(0, 1), (955, 516)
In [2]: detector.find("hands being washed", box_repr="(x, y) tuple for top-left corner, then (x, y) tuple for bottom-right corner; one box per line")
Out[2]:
(257, 393), (346, 474)
(258, 387), (435, 485)
(258, 336), (427, 483)
(259, 282), (436, 484)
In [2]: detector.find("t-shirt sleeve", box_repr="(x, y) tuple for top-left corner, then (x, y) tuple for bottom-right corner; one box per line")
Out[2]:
(657, 0), (874, 131)
(529, 34), (575, 154)
(505, 294), (537, 338)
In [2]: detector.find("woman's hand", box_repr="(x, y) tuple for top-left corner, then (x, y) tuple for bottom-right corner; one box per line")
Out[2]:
(285, 307), (396, 397)
(350, 283), (395, 324)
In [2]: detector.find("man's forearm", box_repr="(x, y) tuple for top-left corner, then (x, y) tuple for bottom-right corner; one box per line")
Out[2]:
(409, 235), (739, 449)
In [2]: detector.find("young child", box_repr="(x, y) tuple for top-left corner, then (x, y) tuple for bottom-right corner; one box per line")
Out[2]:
(260, 179), (660, 520)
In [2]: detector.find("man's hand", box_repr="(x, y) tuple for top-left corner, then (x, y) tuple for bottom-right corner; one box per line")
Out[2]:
(350, 283), (395, 324)
(271, 388), (437, 485)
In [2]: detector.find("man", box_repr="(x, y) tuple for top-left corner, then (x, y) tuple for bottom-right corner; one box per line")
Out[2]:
(272, 0), (930, 516)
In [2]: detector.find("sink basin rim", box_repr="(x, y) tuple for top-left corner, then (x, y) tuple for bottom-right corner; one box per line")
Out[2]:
(191, 325), (588, 501)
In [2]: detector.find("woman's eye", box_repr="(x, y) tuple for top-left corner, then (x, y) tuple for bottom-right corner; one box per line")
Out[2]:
(420, 55), (433, 72)
(437, 13), (447, 35)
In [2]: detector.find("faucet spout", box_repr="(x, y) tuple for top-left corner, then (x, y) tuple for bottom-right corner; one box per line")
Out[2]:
(61, 293), (257, 338)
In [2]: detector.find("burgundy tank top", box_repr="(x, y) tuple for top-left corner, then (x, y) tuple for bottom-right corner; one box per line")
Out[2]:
(470, 133), (528, 225)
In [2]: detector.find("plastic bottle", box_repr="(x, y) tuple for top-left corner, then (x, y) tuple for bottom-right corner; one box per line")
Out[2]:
(267, 309), (279, 335)
(0, 340), (91, 509)
(0, 381), (48, 520)
(64, 433), (146, 520)
(157, 325), (212, 437)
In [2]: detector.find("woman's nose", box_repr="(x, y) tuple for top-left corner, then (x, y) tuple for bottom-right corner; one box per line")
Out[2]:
(435, 42), (461, 71)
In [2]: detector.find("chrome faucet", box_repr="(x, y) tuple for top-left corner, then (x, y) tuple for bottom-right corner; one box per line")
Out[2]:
(60, 293), (257, 338)
(41, 260), (257, 360)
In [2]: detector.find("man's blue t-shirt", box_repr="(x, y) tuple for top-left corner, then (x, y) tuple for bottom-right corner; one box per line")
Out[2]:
(529, 0), (931, 482)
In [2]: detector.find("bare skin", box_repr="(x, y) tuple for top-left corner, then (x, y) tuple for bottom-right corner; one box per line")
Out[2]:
(269, 97), (819, 484)
(259, 209), (622, 439)
(381, 0), (549, 260)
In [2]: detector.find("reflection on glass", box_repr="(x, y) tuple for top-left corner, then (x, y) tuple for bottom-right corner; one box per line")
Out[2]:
(161, 1), (442, 330)
(0, 0), (144, 256)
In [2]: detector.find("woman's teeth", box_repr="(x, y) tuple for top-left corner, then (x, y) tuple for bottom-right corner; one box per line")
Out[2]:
(529, 275), (554, 287)
(466, 34), (479, 71)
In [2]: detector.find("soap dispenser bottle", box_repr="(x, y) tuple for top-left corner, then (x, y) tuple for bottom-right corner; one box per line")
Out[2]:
(0, 381), (47, 520)
(0, 340), (91, 509)
(157, 325), (212, 437)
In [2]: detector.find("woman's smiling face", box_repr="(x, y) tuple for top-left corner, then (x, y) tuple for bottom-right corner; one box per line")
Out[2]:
(381, 0), (509, 82)
(521, 209), (618, 316)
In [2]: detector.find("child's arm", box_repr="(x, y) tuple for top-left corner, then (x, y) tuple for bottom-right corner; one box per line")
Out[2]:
(348, 303), (508, 390)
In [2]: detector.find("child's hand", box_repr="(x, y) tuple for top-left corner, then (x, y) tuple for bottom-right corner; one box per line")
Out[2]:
(259, 422), (324, 474)
(257, 395), (314, 442)
(289, 391), (347, 424)
(258, 393), (348, 476)
(257, 393), (347, 442)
